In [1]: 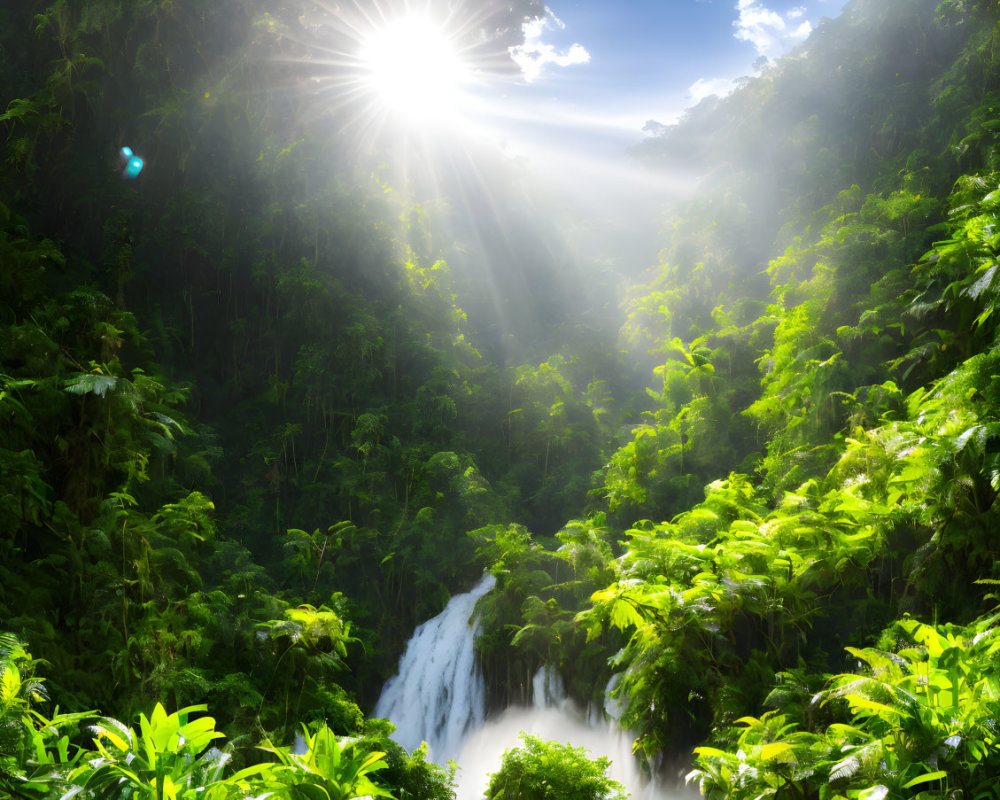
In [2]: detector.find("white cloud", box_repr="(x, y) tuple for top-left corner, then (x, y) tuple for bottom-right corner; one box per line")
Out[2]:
(733, 1), (813, 57)
(688, 76), (739, 103)
(521, 15), (550, 41)
(509, 6), (591, 83)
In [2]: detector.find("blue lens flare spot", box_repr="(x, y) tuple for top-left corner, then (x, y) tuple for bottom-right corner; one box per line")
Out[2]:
(125, 156), (144, 179)
(120, 145), (144, 178)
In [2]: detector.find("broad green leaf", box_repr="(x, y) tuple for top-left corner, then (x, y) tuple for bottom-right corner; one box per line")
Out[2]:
(0, 665), (20, 704)
(693, 747), (732, 760)
(609, 598), (645, 630)
(843, 695), (904, 718)
(903, 771), (948, 789)
(64, 374), (118, 397)
(760, 742), (794, 760)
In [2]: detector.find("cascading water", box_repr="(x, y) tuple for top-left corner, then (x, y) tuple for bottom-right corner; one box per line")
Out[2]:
(373, 573), (495, 761)
(376, 577), (695, 800)
(532, 663), (566, 709)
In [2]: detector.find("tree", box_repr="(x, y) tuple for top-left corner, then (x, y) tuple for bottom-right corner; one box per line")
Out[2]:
(486, 734), (628, 800)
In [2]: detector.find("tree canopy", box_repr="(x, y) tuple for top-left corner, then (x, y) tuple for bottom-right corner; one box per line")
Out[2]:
(5, 0), (1000, 798)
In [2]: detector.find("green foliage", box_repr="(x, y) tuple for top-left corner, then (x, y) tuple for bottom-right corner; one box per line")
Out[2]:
(0, 679), (448, 800)
(471, 518), (619, 708)
(9, 0), (1000, 797)
(259, 725), (394, 800)
(689, 614), (1000, 800)
(0, 633), (47, 787)
(578, 318), (1000, 754)
(486, 734), (628, 800)
(358, 718), (456, 800)
(581, 474), (858, 754)
(64, 703), (245, 800)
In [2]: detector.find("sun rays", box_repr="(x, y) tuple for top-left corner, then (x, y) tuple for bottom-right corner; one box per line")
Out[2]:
(265, 1), (500, 141)
(358, 14), (472, 124)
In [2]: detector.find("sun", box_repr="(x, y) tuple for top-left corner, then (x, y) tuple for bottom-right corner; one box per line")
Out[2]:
(359, 14), (472, 124)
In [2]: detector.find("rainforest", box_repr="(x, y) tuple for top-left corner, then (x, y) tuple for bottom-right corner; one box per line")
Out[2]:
(4, 0), (1000, 798)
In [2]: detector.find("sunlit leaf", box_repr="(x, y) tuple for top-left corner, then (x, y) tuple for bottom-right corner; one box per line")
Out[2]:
(760, 742), (794, 761)
(902, 770), (948, 789)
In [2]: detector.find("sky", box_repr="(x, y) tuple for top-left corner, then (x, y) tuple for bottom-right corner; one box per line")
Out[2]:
(329, 0), (854, 277)
(485, 0), (851, 156)
(377, 0), (845, 265)
(314, 0), (852, 166)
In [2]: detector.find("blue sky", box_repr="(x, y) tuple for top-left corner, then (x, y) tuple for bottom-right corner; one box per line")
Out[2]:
(478, 0), (850, 154)
(343, 0), (854, 250)
(420, 0), (853, 268)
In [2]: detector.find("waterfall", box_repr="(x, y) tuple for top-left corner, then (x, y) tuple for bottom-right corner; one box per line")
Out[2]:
(453, 668), (665, 800)
(373, 573), (496, 761)
(532, 664), (566, 708)
(452, 666), (697, 800)
(376, 578), (695, 800)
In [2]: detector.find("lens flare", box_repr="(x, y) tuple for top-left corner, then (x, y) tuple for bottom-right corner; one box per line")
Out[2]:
(120, 145), (144, 179)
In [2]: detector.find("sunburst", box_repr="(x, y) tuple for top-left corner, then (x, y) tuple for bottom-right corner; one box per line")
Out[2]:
(359, 14), (472, 124)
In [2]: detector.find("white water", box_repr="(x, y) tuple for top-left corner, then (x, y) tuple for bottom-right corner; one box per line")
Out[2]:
(532, 663), (566, 709)
(375, 577), (696, 800)
(374, 573), (496, 761)
(455, 706), (638, 800)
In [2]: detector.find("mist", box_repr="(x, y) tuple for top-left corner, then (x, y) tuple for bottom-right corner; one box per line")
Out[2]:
(4, 0), (998, 799)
